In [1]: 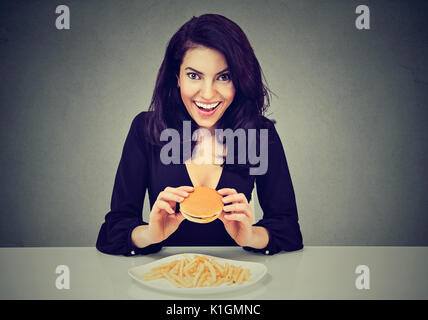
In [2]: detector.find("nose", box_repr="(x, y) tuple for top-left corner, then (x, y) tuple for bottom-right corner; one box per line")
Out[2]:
(199, 81), (216, 101)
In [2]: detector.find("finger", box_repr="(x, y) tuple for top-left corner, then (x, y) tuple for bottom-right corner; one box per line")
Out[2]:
(223, 212), (248, 222)
(222, 193), (248, 204)
(164, 186), (193, 198)
(155, 200), (175, 214)
(176, 186), (194, 192)
(223, 203), (250, 214)
(158, 191), (186, 203)
(217, 188), (237, 196)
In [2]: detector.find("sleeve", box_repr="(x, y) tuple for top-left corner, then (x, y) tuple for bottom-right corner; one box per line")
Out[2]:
(96, 112), (162, 256)
(244, 122), (304, 255)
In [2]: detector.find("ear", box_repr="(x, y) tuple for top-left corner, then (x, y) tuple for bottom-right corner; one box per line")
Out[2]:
(176, 75), (180, 88)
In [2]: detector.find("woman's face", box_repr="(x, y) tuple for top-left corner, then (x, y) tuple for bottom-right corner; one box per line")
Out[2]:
(177, 46), (236, 131)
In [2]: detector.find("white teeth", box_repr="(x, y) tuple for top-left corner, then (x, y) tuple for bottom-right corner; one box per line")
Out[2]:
(195, 102), (220, 109)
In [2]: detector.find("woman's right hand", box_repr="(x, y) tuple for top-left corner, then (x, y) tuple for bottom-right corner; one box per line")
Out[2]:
(146, 186), (194, 244)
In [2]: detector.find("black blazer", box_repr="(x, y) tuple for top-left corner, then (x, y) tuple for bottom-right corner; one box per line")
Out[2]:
(96, 111), (303, 256)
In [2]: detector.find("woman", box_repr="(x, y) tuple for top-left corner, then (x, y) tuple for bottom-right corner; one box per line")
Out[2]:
(96, 14), (303, 256)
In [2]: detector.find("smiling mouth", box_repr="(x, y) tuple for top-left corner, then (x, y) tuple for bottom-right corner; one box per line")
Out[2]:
(194, 101), (221, 112)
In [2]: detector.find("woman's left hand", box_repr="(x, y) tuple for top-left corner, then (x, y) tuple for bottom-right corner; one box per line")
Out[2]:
(217, 188), (254, 247)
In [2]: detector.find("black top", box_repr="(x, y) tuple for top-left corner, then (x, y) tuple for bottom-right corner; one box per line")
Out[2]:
(96, 111), (303, 256)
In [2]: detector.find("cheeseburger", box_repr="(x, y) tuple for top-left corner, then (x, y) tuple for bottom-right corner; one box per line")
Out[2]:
(180, 186), (223, 223)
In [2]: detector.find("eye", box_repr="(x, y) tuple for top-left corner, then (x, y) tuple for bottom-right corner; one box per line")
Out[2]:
(187, 72), (200, 80)
(218, 73), (231, 81)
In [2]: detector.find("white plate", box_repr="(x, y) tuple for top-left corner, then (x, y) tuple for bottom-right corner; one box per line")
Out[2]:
(128, 253), (267, 295)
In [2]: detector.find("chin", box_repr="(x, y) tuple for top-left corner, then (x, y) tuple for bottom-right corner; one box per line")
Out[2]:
(194, 118), (218, 129)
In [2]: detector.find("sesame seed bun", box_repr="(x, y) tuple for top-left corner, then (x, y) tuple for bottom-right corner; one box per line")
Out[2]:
(180, 186), (223, 224)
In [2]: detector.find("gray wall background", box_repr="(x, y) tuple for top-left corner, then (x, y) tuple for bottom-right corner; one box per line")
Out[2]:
(0, 0), (427, 247)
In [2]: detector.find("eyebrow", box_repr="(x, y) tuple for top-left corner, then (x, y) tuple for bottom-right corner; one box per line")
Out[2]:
(184, 67), (230, 75)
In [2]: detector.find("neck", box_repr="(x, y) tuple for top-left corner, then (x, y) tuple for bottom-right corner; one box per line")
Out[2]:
(199, 125), (216, 136)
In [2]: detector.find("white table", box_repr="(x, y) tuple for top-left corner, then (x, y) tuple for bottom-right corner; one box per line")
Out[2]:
(1, 246), (427, 300)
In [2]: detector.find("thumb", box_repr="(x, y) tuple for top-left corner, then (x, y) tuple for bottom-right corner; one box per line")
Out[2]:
(218, 211), (228, 224)
(175, 212), (185, 224)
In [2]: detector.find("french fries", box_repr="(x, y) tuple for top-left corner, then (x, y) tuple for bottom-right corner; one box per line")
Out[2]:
(141, 255), (253, 288)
